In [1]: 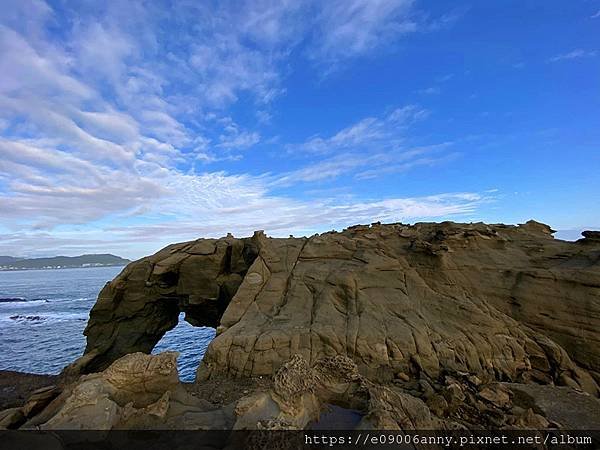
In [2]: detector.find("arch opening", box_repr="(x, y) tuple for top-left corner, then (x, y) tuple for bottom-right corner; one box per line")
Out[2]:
(79, 238), (260, 375)
(152, 312), (216, 382)
(147, 241), (260, 381)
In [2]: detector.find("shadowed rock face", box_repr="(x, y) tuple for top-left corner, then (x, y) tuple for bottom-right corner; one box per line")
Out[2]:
(75, 236), (260, 374)
(71, 221), (600, 397)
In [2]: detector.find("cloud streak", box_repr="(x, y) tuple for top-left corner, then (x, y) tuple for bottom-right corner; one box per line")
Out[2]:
(548, 49), (597, 62)
(0, 187), (489, 259)
(287, 105), (429, 154)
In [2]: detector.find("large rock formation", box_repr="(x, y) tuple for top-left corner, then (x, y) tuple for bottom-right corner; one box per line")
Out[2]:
(72, 221), (600, 396)
(3, 220), (600, 434)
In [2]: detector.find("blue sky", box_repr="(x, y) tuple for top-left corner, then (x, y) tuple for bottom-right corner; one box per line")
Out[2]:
(0, 0), (599, 259)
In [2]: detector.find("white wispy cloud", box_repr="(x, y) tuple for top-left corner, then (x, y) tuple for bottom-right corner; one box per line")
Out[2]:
(0, 188), (487, 259)
(287, 105), (429, 154)
(0, 0), (472, 258)
(215, 117), (261, 151)
(591, 10), (600, 19)
(0, 139), (164, 227)
(308, 0), (417, 64)
(271, 105), (454, 187)
(273, 142), (453, 186)
(548, 49), (597, 62)
(355, 148), (458, 180)
(0, 135), (489, 258)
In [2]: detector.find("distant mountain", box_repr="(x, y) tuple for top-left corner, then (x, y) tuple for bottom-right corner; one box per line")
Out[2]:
(0, 254), (131, 271)
(0, 256), (24, 265)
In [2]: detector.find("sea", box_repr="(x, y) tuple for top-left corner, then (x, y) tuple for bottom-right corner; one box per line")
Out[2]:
(0, 266), (215, 382)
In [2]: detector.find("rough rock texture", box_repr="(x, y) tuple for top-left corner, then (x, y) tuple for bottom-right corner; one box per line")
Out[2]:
(18, 352), (236, 430)
(67, 235), (259, 374)
(6, 352), (600, 434)
(4, 220), (600, 435)
(505, 383), (600, 429)
(72, 221), (600, 398)
(232, 353), (457, 430)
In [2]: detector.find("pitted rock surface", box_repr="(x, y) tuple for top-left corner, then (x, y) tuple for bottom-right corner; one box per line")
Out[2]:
(71, 221), (600, 398)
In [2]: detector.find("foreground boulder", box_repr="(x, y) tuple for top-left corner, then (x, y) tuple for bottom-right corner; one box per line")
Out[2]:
(20, 352), (235, 430)
(70, 221), (600, 399)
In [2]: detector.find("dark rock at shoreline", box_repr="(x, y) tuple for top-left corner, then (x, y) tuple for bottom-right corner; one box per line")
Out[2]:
(9, 315), (46, 322)
(581, 230), (600, 242)
(0, 371), (58, 411)
(0, 298), (26, 303)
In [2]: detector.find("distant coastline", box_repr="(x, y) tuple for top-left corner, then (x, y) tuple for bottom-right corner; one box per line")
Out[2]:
(0, 254), (130, 271)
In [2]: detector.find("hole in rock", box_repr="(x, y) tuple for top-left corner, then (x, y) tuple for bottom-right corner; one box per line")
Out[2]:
(152, 312), (216, 382)
(308, 404), (365, 430)
(144, 242), (260, 379)
(84, 240), (261, 374)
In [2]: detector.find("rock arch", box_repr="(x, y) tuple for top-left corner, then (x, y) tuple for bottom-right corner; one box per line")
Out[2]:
(70, 234), (261, 374)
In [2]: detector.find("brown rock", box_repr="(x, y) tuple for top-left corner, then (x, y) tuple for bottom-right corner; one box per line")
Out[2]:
(45, 221), (600, 431)
(21, 385), (61, 418)
(515, 408), (550, 429)
(443, 383), (465, 408)
(27, 353), (227, 430)
(0, 407), (25, 429)
(426, 394), (449, 416)
(478, 384), (511, 409)
(506, 383), (600, 430)
(67, 221), (600, 398)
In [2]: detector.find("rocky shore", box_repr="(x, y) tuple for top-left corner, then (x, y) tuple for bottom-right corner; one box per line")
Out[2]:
(1, 221), (600, 432)
(0, 371), (58, 411)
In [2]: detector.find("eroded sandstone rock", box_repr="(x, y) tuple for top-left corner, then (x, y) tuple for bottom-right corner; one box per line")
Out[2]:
(5, 220), (600, 435)
(69, 221), (600, 401)
(21, 352), (235, 430)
